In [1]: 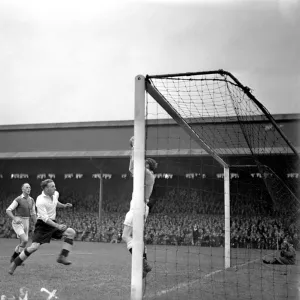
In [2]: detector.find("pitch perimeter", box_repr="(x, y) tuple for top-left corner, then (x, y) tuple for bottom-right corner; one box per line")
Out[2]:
(0, 239), (299, 300)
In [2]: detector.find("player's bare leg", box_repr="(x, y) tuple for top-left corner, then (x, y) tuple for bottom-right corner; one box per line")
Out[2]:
(10, 233), (28, 263)
(122, 225), (151, 278)
(122, 225), (133, 251)
(143, 245), (152, 275)
(57, 228), (76, 265)
(9, 242), (40, 275)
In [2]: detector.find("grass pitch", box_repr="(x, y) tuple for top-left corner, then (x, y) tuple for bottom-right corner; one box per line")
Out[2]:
(0, 239), (299, 300)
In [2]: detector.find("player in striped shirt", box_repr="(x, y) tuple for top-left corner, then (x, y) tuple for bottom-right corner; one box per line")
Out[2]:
(6, 183), (37, 264)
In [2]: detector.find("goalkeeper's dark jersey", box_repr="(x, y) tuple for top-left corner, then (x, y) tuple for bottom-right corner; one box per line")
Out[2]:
(279, 244), (296, 265)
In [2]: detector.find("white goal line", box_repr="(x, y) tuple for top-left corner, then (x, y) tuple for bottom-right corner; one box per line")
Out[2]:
(146, 251), (276, 299)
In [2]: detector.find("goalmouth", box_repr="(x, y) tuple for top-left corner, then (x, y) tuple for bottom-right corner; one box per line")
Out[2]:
(131, 71), (299, 300)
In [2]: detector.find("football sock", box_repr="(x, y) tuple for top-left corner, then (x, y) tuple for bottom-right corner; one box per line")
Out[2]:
(15, 248), (32, 266)
(128, 247), (147, 260)
(60, 238), (73, 257)
(11, 251), (19, 260)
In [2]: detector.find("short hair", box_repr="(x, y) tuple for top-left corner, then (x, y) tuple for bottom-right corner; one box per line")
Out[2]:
(41, 179), (54, 190)
(146, 158), (158, 172)
(21, 183), (30, 189)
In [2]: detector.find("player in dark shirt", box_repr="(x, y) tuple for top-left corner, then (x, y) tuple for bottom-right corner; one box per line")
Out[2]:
(263, 239), (296, 265)
(6, 183), (37, 264)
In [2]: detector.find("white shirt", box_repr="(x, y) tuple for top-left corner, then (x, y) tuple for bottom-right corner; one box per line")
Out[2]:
(129, 168), (156, 210)
(36, 191), (59, 223)
(128, 149), (156, 210)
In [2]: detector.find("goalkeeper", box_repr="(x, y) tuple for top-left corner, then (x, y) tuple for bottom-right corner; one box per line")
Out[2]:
(263, 238), (296, 265)
(122, 136), (158, 278)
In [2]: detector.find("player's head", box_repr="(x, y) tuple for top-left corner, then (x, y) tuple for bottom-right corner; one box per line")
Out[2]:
(41, 179), (56, 196)
(21, 183), (31, 195)
(282, 237), (293, 249)
(145, 158), (158, 172)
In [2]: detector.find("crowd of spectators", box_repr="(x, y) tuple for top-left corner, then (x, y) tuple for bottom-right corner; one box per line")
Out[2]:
(0, 180), (299, 250)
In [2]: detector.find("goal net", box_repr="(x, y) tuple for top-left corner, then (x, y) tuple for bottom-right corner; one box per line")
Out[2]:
(131, 70), (299, 300)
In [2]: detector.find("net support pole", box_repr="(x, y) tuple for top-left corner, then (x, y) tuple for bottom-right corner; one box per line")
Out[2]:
(98, 170), (103, 222)
(224, 166), (230, 268)
(131, 75), (146, 300)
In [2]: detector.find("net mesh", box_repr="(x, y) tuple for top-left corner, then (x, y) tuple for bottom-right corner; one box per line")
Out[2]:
(141, 71), (299, 299)
(146, 71), (297, 157)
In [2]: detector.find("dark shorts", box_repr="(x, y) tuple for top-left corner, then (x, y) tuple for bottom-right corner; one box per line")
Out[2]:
(32, 219), (65, 244)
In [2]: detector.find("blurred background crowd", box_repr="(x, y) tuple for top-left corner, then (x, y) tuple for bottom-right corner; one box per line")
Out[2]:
(0, 176), (298, 250)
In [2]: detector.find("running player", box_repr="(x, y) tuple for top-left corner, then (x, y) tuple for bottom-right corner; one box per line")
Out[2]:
(6, 183), (37, 264)
(8, 179), (76, 275)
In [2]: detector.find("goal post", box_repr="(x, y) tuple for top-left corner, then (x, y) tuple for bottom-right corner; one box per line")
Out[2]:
(146, 75), (231, 269)
(131, 75), (146, 300)
(224, 166), (230, 269)
(132, 70), (299, 300)
(132, 74), (233, 299)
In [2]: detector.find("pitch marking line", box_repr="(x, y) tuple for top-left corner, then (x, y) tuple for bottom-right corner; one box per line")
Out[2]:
(147, 252), (276, 298)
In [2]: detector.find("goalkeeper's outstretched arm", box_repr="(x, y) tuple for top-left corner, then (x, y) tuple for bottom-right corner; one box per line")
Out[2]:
(129, 136), (134, 175)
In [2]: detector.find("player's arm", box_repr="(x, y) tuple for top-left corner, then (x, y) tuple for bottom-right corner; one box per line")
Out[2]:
(6, 199), (22, 224)
(147, 197), (157, 213)
(129, 151), (134, 175)
(57, 202), (72, 208)
(55, 191), (72, 208)
(283, 247), (296, 258)
(30, 199), (37, 225)
(129, 136), (134, 175)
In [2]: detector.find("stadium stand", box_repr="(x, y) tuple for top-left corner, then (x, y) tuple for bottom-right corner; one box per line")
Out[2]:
(1, 177), (298, 250)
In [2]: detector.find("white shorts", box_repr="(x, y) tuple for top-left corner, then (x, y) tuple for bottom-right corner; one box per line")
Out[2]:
(123, 205), (149, 227)
(12, 217), (29, 238)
